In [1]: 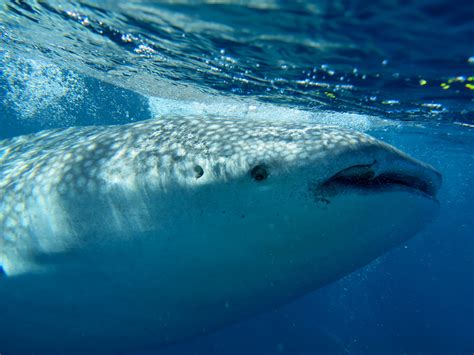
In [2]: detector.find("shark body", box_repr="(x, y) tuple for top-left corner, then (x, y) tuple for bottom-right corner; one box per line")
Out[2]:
(0, 116), (441, 352)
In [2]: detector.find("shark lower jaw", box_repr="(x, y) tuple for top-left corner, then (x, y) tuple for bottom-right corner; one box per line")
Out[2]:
(321, 177), (440, 203)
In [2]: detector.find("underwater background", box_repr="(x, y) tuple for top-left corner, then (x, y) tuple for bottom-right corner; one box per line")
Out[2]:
(0, 1), (473, 354)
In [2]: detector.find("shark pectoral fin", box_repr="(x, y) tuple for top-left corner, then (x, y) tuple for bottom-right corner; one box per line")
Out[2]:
(0, 250), (46, 277)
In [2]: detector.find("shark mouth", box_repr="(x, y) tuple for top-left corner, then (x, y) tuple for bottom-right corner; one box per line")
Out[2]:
(320, 161), (440, 201)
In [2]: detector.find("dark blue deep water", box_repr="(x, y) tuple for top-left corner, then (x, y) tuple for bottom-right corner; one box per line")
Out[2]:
(0, 1), (473, 354)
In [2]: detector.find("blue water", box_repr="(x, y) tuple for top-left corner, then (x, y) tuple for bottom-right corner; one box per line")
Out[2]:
(0, 1), (473, 354)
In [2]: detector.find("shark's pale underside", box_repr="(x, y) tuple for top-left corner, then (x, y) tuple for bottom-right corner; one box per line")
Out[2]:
(0, 116), (441, 353)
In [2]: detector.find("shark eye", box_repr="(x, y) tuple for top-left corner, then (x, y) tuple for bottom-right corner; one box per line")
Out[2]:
(251, 165), (268, 181)
(194, 165), (204, 179)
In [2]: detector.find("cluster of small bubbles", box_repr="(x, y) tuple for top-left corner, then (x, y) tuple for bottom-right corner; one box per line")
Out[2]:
(381, 100), (400, 106)
(121, 33), (135, 43)
(59, 5), (164, 61)
(1, 53), (85, 124)
(134, 44), (157, 56)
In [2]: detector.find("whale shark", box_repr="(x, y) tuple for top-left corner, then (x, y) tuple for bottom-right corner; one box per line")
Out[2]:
(0, 116), (441, 353)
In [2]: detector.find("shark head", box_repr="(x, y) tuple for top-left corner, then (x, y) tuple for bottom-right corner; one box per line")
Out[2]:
(0, 116), (441, 352)
(126, 117), (441, 286)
